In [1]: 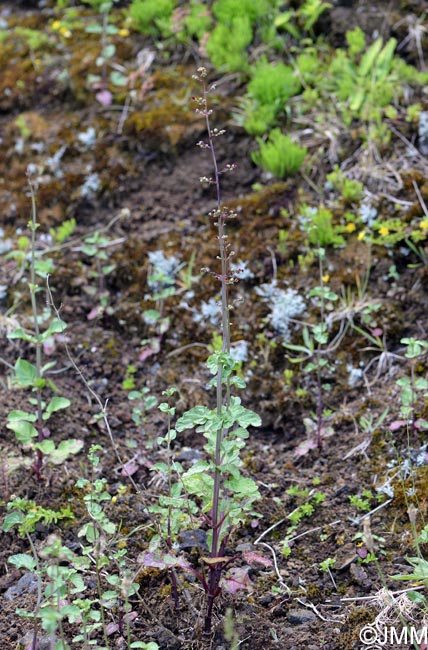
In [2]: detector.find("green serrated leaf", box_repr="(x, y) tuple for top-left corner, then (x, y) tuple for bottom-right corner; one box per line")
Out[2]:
(103, 44), (116, 58)
(14, 359), (37, 387)
(2, 511), (24, 532)
(34, 258), (55, 278)
(7, 410), (37, 423)
(142, 309), (160, 324)
(110, 70), (128, 86)
(176, 406), (211, 431)
(182, 465), (214, 500)
(50, 439), (83, 463)
(7, 420), (38, 443)
(228, 397), (262, 428)
(225, 474), (260, 499)
(85, 24), (104, 33)
(8, 553), (37, 571)
(44, 318), (67, 337)
(7, 328), (37, 343)
(44, 396), (71, 418)
(34, 439), (55, 453)
(61, 604), (83, 622)
(145, 395), (158, 410)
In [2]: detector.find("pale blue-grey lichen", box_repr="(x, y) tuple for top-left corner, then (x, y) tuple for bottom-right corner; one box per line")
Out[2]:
(230, 340), (248, 362)
(255, 282), (305, 341)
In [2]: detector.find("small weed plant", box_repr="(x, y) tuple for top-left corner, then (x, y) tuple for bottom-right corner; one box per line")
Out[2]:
(6, 182), (83, 479)
(239, 58), (301, 136)
(129, 0), (175, 38)
(285, 248), (344, 451)
(252, 129), (307, 178)
(275, 0), (331, 38)
(141, 68), (262, 636)
(3, 446), (152, 650)
(278, 484), (326, 557)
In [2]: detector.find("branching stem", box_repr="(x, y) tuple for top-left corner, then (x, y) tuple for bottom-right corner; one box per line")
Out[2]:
(198, 68), (233, 636)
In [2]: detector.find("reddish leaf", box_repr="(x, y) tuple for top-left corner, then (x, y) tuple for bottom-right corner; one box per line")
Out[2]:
(415, 418), (428, 430)
(356, 546), (368, 559)
(389, 420), (408, 431)
(294, 437), (318, 457)
(223, 566), (253, 594)
(43, 336), (56, 355)
(243, 551), (273, 567)
(139, 346), (156, 361)
(106, 622), (119, 636)
(121, 459), (140, 477)
(138, 551), (166, 569)
(96, 90), (113, 106)
(87, 305), (104, 320)
(138, 550), (191, 571)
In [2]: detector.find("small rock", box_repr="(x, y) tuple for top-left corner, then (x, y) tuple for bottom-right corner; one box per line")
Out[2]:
(39, 635), (58, 650)
(350, 562), (372, 589)
(4, 573), (38, 601)
(18, 633), (57, 650)
(286, 608), (317, 625)
(176, 447), (203, 462)
(335, 542), (358, 571)
(177, 528), (208, 551)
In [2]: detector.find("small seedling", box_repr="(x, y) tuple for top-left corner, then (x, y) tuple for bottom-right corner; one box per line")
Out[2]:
(252, 129), (307, 178)
(7, 183), (83, 478)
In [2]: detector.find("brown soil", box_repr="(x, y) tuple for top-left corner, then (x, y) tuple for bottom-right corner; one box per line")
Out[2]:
(1, 1), (428, 649)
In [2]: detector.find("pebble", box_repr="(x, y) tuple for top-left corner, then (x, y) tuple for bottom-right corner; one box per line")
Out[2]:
(176, 447), (203, 462)
(18, 633), (57, 649)
(4, 573), (38, 601)
(286, 608), (317, 625)
(236, 542), (253, 552)
(177, 528), (208, 551)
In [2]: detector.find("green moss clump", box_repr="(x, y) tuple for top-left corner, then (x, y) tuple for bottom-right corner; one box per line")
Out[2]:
(129, 0), (175, 37)
(252, 130), (307, 179)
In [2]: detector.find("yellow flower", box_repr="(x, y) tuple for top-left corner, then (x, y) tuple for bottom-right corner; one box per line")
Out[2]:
(379, 226), (389, 237)
(59, 26), (72, 38)
(322, 273), (330, 283)
(345, 222), (356, 233)
(420, 219), (428, 230)
(51, 20), (61, 30)
(118, 28), (130, 37)
(357, 230), (366, 241)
